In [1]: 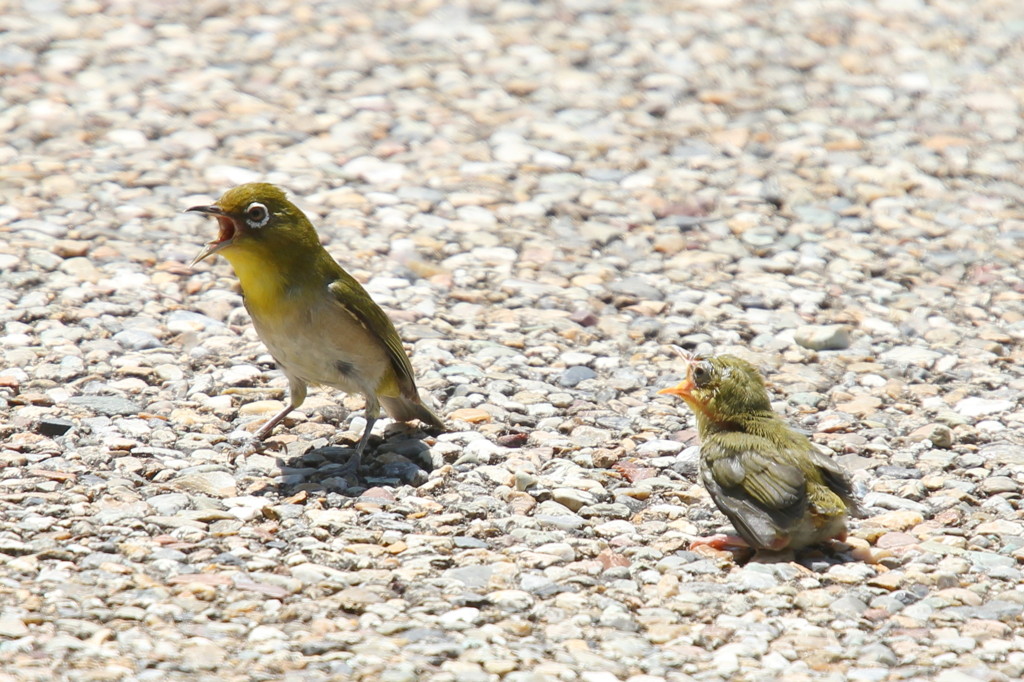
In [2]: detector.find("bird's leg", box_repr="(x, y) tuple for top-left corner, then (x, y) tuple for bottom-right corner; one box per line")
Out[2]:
(252, 405), (295, 441)
(353, 416), (375, 459)
(349, 396), (381, 470)
(329, 395), (382, 478)
(252, 378), (307, 441)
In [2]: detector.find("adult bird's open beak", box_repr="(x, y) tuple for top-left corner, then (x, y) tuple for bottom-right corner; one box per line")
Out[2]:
(186, 204), (236, 267)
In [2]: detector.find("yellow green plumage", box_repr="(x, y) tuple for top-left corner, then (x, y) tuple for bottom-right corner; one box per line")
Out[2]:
(659, 354), (862, 552)
(188, 182), (443, 464)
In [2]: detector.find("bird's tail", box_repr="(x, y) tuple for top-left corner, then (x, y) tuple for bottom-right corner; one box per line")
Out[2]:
(381, 393), (445, 431)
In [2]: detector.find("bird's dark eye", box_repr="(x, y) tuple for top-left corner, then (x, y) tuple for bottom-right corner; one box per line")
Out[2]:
(692, 361), (713, 387)
(245, 202), (269, 227)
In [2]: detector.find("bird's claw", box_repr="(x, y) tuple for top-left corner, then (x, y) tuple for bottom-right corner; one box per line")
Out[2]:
(227, 428), (259, 446)
(225, 429), (271, 462)
(310, 445), (363, 480)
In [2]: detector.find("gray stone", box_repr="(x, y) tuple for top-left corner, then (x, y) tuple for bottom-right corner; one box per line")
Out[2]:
(171, 471), (238, 498)
(734, 565), (779, 591)
(862, 492), (929, 514)
(945, 601), (1023, 622)
(608, 277), (664, 301)
(977, 476), (1018, 495)
(636, 439), (685, 456)
(113, 329), (163, 350)
(35, 418), (74, 437)
(955, 397), (1015, 418)
(67, 396), (142, 416)
(830, 595), (869, 618)
(551, 487), (596, 512)
(794, 324), (851, 351)
(879, 347), (943, 368)
(146, 493), (191, 516)
(445, 566), (493, 590)
(0, 615), (29, 638)
(559, 365), (597, 388)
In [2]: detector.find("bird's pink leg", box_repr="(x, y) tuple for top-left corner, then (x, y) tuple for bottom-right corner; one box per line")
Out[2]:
(252, 378), (307, 441)
(252, 404), (295, 441)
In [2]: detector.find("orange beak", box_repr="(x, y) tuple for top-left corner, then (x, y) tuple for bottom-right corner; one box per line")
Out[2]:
(658, 378), (694, 400)
(659, 347), (697, 400)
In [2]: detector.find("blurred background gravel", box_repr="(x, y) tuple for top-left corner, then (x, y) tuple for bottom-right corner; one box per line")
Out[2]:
(2, 1), (1024, 680)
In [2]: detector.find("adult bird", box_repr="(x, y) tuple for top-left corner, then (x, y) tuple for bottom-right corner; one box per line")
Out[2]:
(659, 352), (863, 554)
(187, 183), (444, 467)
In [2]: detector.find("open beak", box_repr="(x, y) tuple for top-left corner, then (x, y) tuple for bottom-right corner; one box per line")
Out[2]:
(186, 205), (237, 267)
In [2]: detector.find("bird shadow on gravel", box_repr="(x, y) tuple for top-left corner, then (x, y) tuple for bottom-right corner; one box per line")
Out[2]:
(716, 540), (868, 569)
(723, 541), (872, 570)
(265, 425), (438, 500)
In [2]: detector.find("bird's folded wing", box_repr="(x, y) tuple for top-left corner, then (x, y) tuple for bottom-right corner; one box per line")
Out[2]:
(327, 276), (417, 395)
(700, 446), (805, 549)
(706, 444), (806, 511)
(809, 447), (866, 517)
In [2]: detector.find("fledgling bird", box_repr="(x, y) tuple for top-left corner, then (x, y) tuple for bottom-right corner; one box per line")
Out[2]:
(658, 353), (863, 553)
(187, 183), (443, 466)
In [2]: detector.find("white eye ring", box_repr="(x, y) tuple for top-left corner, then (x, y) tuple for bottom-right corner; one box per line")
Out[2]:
(245, 202), (270, 228)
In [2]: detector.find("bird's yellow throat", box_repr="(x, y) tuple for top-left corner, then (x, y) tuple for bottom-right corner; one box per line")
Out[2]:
(219, 243), (302, 315)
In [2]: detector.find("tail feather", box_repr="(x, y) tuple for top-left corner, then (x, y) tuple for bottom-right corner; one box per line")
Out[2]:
(380, 394), (445, 431)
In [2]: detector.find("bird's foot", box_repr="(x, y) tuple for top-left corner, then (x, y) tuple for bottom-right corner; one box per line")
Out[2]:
(826, 534), (877, 564)
(225, 429), (274, 462)
(334, 451), (362, 479)
(227, 428), (258, 445)
(689, 534), (751, 552)
(689, 534), (757, 563)
(311, 446), (363, 480)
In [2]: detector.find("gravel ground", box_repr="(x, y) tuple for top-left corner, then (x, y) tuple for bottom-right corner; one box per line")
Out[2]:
(3, 0), (1024, 680)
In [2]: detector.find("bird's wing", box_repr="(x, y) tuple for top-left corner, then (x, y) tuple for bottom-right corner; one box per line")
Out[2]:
(327, 275), (417, 397)
(701, 438), (811, 548)
(705, 440), (806, 511)
(808, 447), (866, 518)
